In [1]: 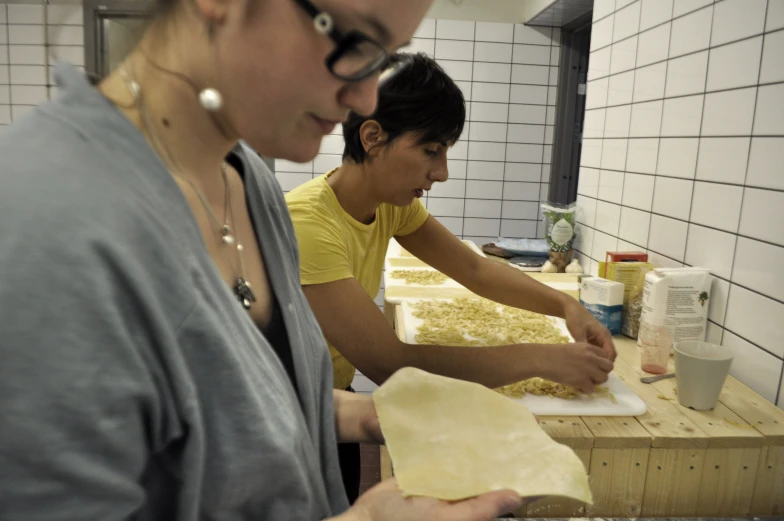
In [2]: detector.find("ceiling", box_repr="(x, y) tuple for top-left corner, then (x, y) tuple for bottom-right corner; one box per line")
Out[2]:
(527, 0), (594, 27)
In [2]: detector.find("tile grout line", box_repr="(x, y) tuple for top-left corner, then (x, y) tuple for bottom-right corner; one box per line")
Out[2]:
(753, 1), (783, 406)
(591, 1), (778, 58)
(500, 20), (513, 240)
(463, 20), (477, 240)
(581, 163), (784, 195)
(680, 1), (715, 272)
(575, 192), (784, 251)
(613, 0), (644, 241)
(641, 0), (675, 258)
(587, 27), (784, 88)
(584, 79), (784, 111)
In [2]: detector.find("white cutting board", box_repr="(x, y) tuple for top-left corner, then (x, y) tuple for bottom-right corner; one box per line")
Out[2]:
(399, 300), (647, 417)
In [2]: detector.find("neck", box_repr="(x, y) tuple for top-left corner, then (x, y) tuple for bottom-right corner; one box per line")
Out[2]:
(100, 32), (238, 192)
(327, 162), (382, 224)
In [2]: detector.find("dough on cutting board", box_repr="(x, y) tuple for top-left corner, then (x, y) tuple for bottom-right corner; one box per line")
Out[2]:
(373, 367), (593, 504)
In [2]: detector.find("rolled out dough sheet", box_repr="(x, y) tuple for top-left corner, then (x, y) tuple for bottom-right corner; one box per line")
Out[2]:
(373, 367), (593, 504)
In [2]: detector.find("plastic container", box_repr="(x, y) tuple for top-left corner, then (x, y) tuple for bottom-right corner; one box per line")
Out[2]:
(674, 341), (733, 410)
(639, 316), (675, 374)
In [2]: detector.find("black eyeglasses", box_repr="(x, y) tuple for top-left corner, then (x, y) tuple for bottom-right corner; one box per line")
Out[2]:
(293, 0), (412, 83)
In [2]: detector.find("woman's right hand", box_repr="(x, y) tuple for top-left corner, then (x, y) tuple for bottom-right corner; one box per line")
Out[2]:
(336, 478), (534, 521)
(540, 342), (614, 393)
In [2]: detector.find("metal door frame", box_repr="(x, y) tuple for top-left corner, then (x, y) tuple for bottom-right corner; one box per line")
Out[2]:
(547, 12), (593, 205)
(83, 0), (151, 78)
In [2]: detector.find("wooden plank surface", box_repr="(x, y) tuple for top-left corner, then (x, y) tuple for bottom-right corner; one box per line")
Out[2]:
(650, 376), (766, 448)
(614, 335), (784, 445)
(641, 448), (706, 516)
(537, 417), (594, 450)
(581, 416), (651, 449)
(615, 338), (768, 449)
(696, 447), (760, 517)
(586, 447), (648, 518)
(719, 378), (784, 444)
(522, 449), (590, 518)
(751, 445), (784, 516)
(612, 357), (709, 448)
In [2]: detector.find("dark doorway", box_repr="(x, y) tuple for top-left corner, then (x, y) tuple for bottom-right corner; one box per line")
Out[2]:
(548, 13), (592, 204)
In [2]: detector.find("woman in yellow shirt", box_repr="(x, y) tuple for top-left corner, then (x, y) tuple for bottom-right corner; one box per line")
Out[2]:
(286, 53), (615, 501)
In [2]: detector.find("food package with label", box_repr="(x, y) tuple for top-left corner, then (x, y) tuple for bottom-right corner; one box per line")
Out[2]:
(604, 251), (649, 266)
(580, 277), (624, 335)
(597, 261), (655, 338)
(541, 202), (576, 272)
(638, 267), (713, 345)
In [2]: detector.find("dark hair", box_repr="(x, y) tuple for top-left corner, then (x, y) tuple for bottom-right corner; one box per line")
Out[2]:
(342, 53), (466, 163)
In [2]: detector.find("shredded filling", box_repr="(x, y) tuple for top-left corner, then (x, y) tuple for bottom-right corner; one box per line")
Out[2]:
(412, 298), (613, 401)
(391, 270), (449, 285)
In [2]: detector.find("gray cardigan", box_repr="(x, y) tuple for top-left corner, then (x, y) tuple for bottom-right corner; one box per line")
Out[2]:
(0, 63), (349, 520)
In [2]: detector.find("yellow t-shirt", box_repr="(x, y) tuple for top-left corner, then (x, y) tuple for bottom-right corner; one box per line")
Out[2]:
(285, 171), (430, 390)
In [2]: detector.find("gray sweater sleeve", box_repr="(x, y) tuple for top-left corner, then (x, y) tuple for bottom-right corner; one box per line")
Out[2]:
(0, 212), (188, 520)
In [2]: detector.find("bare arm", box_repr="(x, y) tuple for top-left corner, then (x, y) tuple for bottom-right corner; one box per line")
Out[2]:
(333, 389), (383, 444)
(303, 279), (611, 391)
(396, 217), (616, 360)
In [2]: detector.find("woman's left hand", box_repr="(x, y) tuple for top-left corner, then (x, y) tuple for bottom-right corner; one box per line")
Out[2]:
(563, 300), (616, 362)
(358, 394), (385, 445)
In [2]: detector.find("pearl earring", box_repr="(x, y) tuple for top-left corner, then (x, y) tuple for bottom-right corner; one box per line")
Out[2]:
(199, 88), (223, 112)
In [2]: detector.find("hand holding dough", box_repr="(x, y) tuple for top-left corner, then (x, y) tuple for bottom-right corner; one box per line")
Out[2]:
(373, 367), (593, 504)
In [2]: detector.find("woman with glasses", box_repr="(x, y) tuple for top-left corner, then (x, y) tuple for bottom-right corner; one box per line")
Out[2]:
(286, 53), (617, 500)
(0, 0), (532, 520)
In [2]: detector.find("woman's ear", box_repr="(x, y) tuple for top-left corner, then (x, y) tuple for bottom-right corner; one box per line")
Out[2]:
(359, 120), (388, 156)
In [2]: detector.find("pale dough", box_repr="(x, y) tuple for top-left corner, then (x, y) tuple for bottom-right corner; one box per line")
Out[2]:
(373, 367), (593, 504)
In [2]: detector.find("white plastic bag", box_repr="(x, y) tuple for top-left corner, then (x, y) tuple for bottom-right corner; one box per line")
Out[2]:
(638, 267), (713, 345)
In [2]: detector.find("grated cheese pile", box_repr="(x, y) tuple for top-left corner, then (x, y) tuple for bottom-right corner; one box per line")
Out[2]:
(411, 298), (585, 399)
(390, 270), (449, 285)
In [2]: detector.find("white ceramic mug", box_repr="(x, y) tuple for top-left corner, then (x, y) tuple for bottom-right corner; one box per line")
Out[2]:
(673, 341), (733, 410)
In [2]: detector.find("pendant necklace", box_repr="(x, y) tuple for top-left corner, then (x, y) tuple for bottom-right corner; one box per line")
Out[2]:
(119, 64), (256, 309)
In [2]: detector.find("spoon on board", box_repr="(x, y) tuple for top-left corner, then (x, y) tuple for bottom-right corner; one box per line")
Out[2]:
(640, 373), (675, 384)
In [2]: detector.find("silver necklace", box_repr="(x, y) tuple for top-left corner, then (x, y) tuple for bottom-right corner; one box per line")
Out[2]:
(119, 64), (256, 309)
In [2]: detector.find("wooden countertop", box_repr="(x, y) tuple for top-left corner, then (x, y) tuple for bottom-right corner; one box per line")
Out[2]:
(386, 303), (784, 518)
(391, 303), (784, 448)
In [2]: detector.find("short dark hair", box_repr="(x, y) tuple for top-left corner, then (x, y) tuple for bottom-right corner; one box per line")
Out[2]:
(342, 53), (466, 163)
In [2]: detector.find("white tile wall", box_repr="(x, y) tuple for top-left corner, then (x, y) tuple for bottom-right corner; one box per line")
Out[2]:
(626, 138), (658, 174)
(760, 29), (784, 83)
(652, 176), (693, 220)
(632, 63), (665, 102)
(754, 83), (784, 135)
(637, 23), (671, 67)
(665, 51), (709, 97)
(710, 0), (767, 47)
(661, 95), (703, 136)
(608, 69), (634, 105)
(732, 236), (784, 302)
(722, 330), (782, 403)
(0, 3), (84, 125)
(657, 137), (698, 178)
(706, 37), (763, 92)
(577, 0), (784, 408)
(669, 5), (713, 58)
(640, 0), (673, 30)
(610, 35), (638, 74)
(629, 99), (663, 137)
(695, 137), (750, 184)
(702, 87), (756, 136)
